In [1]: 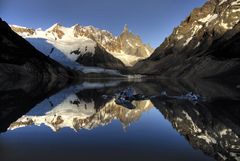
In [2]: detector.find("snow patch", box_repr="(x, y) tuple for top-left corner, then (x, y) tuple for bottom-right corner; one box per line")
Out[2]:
(232, 0), (240, 6)
(218, 153), (227, 161)
(198, 133), (217, 144)
(176, 117), (183, 122)
(183, 37), (193, 46)
(182, 111), (202, 133)
(198, 14), (218, 26)
(177, 35), (184, 40)
(220, 128), (232, 137)
(206, 14), (218, 26)
(145, 48), (151, 56)
(11, 25), (28, 29)
(126, 39), (135, 48)
(199, 14), (212, 23)
(232, 8), (240, 13)
(230, 152), (240, 161)
(219, 0), (227, 5)
(220, 20), (232, 30)
(191, 25), (202, 36)
(194, 42), (201, 49)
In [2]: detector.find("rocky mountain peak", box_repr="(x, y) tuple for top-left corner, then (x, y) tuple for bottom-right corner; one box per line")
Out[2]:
(10, 25), (35, 37)
(117, 25), (154, 59)
(45, 23), (65, 39)
(71, 24), (81, 28)
(46, 23), (62, 31)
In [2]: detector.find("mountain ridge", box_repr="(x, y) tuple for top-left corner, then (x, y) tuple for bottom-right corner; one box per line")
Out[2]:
(11, 23), (154, 67)
(132, 0), (240, 80)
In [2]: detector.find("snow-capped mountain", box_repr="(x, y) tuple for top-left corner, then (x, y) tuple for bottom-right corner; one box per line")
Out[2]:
(133, 0), (240, 79)
(11, 24), (153, 69)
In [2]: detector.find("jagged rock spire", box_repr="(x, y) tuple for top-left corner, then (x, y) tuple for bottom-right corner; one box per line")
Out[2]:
(123, 24), (129, 32)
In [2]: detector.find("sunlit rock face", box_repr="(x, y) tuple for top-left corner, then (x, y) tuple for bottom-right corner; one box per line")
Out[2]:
(11, 24), (153, 67)
(11, 25), (35, 36)
(133, 0), (240, 79)
(152, 98), (240, 161)
(117, 25), (153, 59)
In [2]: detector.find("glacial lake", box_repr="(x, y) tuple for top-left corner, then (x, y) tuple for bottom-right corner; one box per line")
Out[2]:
(0, 79), (239, 161)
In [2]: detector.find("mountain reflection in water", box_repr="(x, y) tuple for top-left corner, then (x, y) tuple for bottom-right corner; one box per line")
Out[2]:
(0, 79), (240, 161)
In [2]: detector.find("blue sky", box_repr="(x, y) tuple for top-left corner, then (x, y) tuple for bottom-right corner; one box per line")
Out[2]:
(0, 0), (206, 48)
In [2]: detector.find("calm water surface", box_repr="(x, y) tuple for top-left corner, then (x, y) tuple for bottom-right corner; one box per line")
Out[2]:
(0, 79), (239, 161)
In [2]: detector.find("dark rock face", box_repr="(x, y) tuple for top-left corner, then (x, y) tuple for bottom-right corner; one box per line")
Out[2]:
(76, 44), (126, 70)
(133, 0), (240, 79)
(0, 18), (73, 84)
